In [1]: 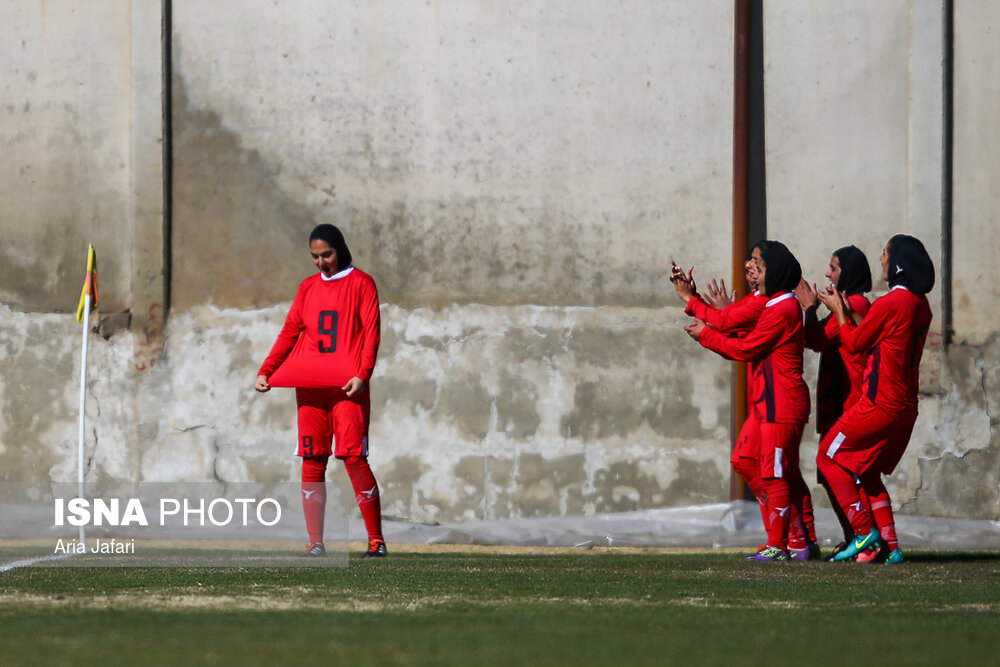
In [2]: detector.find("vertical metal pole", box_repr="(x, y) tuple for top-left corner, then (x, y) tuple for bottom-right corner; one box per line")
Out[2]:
(162, 0), (173, 315)
(731, 0), (750, 501)
(941, 0), (954, 345)
(77, 293), (91, 545)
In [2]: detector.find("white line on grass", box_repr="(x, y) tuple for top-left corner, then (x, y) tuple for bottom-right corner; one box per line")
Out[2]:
(0, 553), (77, 573)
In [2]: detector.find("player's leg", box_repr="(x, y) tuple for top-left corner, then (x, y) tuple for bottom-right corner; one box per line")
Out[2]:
(816, 453), (877, 561)
(815, 401), (896, 561)
(746, 422), (802, 562)
(301, 455), (329, 555)
(858, 415), (916, 563)
(296, 388), (336, 556)
(731, 416), (771, 540)
(787, 464), (820, 559)
(854, 471), (894, 562)
(817, 469), (853, 549)
(332, 390), (386, 557)
(343, 456), (385, 556)
(779, 432), (818, 558)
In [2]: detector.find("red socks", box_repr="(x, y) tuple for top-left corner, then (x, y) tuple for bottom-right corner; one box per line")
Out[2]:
(817, 456), (874, 536)
(301, 456), (328, 544)
(762, 477), (791, 550)
(861, 472), (898, 550)
(787, 471), (816, 548)
(732, 457), (770, 532)
(301, 455), (384, 545)
(344, 455), (384, 543)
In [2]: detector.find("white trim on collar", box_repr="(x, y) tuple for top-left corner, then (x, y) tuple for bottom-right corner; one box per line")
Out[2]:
(890, 284), (911, 292)
(765, 292), (796, 307)
(320, 266), (355, 281)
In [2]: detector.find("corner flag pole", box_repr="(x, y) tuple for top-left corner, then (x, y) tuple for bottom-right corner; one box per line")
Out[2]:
(76, 245), (98, 545)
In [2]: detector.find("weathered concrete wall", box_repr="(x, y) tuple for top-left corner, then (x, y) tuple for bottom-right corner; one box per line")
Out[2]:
(0, 1), (134, 313)
(2, 1), (998, 524)
(169, 0), (734, 310)
(952, 0), (1000, 342)
(915, 0), (1000, 518)
(0, 0), (167, 365)
(0, 301), (732, 523)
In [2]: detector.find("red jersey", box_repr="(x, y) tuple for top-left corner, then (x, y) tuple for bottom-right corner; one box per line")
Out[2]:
(838, 286), (931, 414)
(685, 292), (767, 334)
(699, 292), (810, 425)
(805, 293), (871, 434)
(258, 267), (381, 388)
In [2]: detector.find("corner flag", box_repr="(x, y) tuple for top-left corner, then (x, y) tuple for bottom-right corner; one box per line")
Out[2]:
(76, 244), (98, 323)
(75, 244), (98, 544)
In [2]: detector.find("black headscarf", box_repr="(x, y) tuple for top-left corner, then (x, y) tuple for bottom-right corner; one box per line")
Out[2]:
(308, 224), (353, 271)
(832, 245), (872, 295)
(758, 240), (802, 296)
(744, 239), (767, 262)
(886, 234), (935, 295)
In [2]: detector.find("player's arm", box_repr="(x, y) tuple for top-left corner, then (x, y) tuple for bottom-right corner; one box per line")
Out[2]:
(255, 286), (307, 390)
(687, 294), (760, 334)
(837, 297), (886, 356)
(692, 308), (785, 363)
(804, 312), (838, 352)
(344, 277), (382, 397)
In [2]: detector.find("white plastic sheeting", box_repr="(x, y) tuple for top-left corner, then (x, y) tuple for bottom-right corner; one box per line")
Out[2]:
(365, 502), (1000, 551)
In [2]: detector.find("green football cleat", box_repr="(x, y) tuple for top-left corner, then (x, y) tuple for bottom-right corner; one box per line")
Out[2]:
(884, 548), (905, 564)
(745, 546), (790, 562)
(831, 529), (881, 562)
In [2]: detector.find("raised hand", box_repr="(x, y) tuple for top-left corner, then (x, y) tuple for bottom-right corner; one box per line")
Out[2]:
(794, 278), (819, 311)
(705, 278), (735, 308)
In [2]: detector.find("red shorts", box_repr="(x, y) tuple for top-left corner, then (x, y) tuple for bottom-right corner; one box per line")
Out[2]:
(817, 399), (916, 476)
(731, 417), (761, 465)
(295, 387), (371, 459)
(757, 422), (804, 480)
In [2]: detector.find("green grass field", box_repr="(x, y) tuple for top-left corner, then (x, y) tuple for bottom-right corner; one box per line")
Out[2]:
(2, 545), (998, 666)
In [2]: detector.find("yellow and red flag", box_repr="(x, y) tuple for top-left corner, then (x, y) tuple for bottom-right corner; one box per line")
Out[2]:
(76, 244), (98, 322)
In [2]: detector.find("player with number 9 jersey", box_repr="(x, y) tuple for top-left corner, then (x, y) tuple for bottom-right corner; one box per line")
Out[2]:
(255, 224), (387, 559)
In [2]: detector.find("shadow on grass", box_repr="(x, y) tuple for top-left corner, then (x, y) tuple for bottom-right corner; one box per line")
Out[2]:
(904, 551), (1000, 563)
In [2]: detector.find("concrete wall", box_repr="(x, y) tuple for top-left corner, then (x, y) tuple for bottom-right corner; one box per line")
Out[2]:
(169, 0), (734, 311)
(0, 1), (134, 313)
(953, 0), (1000, 342)
(1, 1), (998, 523)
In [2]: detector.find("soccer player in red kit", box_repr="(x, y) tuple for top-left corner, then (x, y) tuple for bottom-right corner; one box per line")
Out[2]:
(795, 246), (873, 557)
(255, 224), (387, 558)
(685, 241), (811, 562)
(815, 235), (935, 564)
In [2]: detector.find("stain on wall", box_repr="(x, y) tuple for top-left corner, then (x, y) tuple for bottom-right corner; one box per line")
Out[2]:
(170, 67), (321, 311)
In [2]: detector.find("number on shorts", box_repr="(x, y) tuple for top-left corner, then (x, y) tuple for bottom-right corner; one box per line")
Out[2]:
(301, 435), (314, 456)
(318, 310), (338, 353)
